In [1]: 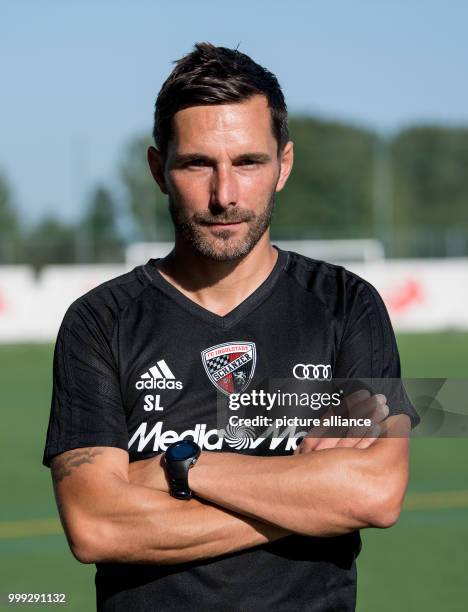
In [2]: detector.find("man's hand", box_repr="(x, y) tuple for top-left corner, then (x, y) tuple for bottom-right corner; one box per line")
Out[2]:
(294, 389), (389, 454)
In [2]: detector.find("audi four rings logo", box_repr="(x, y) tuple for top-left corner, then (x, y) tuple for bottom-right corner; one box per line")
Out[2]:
(293, 363), (332, 381)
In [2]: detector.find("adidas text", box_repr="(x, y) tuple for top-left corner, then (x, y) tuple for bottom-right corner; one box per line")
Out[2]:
(136, 360), (183, 390)
(136, 379), (183, 390)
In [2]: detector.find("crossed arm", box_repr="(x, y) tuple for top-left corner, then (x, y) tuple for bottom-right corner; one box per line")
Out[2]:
(50, 408), (410, 566)
(51, 446), (288, 565)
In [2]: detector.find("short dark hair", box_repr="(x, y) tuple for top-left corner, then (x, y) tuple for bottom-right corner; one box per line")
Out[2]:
(153, 42), (289, 159)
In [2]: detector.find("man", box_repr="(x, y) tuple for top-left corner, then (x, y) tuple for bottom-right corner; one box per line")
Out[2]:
(42, 42), (419, 611)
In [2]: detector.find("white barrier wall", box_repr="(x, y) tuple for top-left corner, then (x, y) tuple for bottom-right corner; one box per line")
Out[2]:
(0, 265), (127, 343)
(0, 266), (38, 342)
(36, 265), (127, 342)
(347, 259), (468, 331)
(0, 258), (467, 342)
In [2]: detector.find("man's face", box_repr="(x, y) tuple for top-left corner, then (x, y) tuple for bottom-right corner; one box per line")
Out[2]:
(156, 94), (293, 261)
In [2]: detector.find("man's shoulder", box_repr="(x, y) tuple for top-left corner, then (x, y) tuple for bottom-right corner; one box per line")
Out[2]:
(282, 248), (394, 349)
(283, 249), (375, 299)
(60, 263), (152, 332)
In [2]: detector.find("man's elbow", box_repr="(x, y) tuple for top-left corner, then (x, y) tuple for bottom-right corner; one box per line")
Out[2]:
(71, 541), (97, 565)
(67, 518), (176, 565)
(358, 442), (410, 530)
(364, 483), (406, 529)
(368, 497), (402, 529)
(66, 519), (113, 564)
(71, 539), (103, 565)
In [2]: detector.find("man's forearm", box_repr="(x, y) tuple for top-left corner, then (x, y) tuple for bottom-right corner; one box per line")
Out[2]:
(56, 452), (289, 566)
(99, 483), (288, 565)
(189, 437), (409, 537)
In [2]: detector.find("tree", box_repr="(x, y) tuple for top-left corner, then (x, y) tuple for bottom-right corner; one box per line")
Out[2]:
(24, 217), (77, 269)
(392, 126), (468, 225)
(0, 171), (21, 263)
(274, 117), (376, 240)
(119, 136), (173, 241)
(391, 126), (468, 256)
(79, 185), (124, 262)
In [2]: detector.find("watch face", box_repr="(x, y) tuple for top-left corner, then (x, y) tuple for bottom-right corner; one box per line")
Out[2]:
(166, 440), (200, 462)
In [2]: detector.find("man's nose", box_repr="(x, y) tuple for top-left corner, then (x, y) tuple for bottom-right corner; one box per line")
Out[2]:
(210, 164), (238, 209)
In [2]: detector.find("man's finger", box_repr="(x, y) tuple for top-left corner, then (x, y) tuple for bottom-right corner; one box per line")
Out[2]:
(294, 392), (389, 453)
(341, 388), (371, 411)
(342, 394), (387, 421)
(338, 402), (388, 441)
(294, 430), (335, 453)
(355, 424), (381, 449)
(312, 437), (344, 451)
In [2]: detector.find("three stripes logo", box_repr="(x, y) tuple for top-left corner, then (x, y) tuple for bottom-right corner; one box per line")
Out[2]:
(135, 360), (183, 390)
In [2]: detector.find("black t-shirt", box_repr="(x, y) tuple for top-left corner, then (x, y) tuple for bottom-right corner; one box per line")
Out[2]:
(42, 246), (419, 612)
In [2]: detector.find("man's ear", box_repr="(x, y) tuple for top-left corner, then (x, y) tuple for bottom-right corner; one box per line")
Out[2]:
(275, 140), (294, 193)
(147, 146), (168, 194)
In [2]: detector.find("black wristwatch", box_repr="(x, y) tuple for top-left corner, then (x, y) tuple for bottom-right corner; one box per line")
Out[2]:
(163, 440), (201, 500)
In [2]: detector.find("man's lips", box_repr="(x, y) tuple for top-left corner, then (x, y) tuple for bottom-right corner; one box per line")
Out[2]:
(204, 221), (245, 228)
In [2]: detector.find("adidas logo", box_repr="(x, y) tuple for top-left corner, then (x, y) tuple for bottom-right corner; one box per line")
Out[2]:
(135, 360), (183, 390)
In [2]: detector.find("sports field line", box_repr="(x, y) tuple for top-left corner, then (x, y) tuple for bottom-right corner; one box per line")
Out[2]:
(0, 517), (62, 539)
(1, 490), (468, 540)
(403, 489), (468, 511)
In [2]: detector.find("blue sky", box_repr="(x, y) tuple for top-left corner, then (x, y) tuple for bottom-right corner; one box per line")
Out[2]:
(1, 0), (467, 225)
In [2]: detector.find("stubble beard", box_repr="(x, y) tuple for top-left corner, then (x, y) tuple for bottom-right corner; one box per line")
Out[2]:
(168, 192), (276, 262)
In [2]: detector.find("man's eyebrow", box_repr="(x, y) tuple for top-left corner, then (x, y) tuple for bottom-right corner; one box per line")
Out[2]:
(235, 152), (272, 163)
(172, 153), (212, 165)
(173, 152), (272, 164)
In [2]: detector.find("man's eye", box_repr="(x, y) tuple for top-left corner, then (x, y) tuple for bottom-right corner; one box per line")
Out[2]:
(184, 159), (207, 168)
(239, 160), (257, 166)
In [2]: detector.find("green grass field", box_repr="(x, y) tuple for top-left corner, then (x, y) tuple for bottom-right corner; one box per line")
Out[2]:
(0, 333), (467, 611)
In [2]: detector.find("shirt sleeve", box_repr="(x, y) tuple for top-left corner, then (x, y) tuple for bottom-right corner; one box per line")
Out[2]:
(333, 275), (420, 429)
(42, 302), (129, 468)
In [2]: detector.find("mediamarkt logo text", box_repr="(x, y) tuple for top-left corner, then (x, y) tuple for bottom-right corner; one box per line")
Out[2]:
(128, 422), (303, 452)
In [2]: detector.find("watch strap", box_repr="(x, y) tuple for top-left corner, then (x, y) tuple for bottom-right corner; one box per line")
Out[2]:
(165, 455), (199, 499)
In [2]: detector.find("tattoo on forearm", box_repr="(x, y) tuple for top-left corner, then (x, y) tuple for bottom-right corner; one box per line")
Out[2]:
(52, 448), (104, 482)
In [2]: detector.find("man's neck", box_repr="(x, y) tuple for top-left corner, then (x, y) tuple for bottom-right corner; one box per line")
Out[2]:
(155, 235), (278, 317)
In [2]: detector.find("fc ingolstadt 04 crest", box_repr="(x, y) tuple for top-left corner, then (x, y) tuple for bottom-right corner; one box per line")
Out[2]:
(201, 341), (257, 395)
